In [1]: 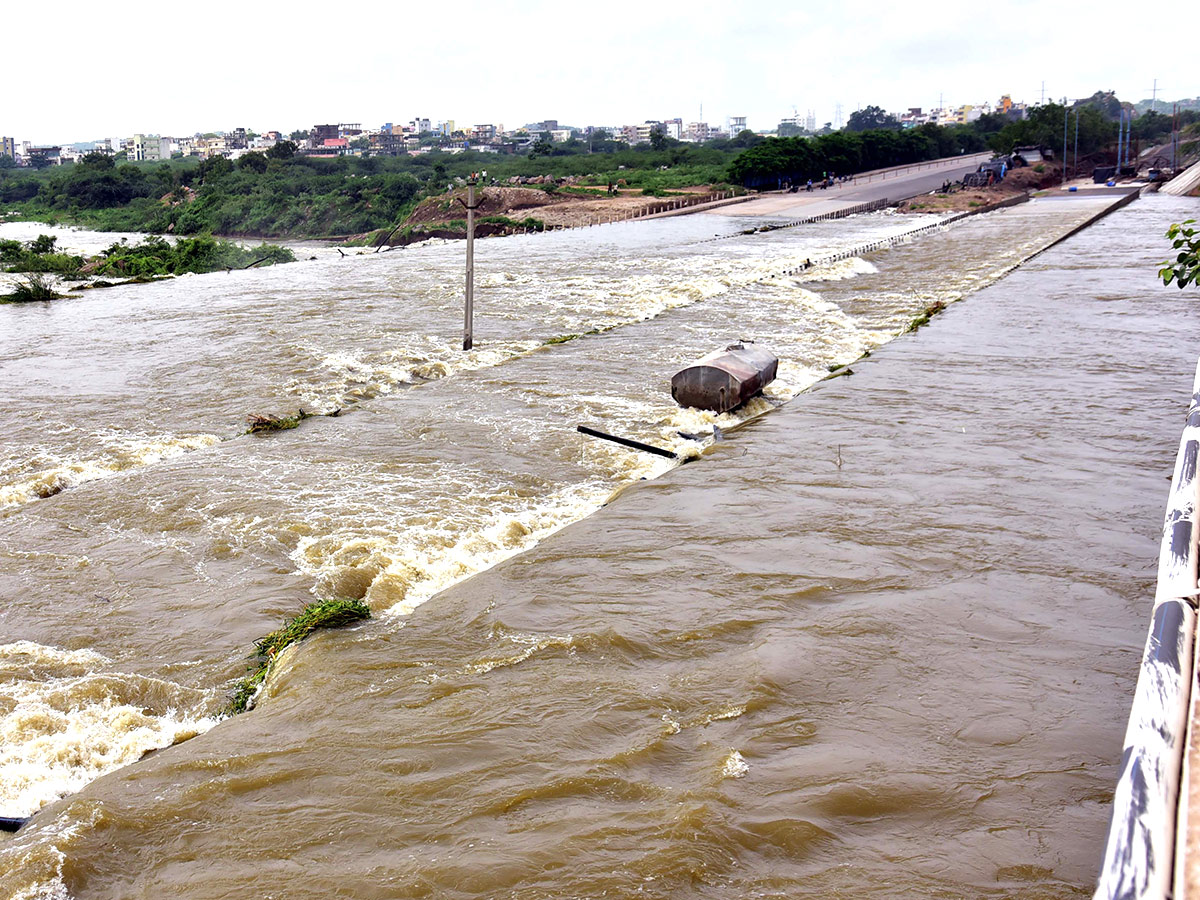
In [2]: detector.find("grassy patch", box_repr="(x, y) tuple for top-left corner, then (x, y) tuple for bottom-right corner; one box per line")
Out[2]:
(2, 274), (63, 302)
(905, 300), (948, 333)
(543, 326), (602, 347)
(228, 598), (371, 714)
(479, 215), (546, 231)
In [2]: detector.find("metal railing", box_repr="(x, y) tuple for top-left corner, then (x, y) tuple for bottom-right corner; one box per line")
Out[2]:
(1094, 359), (1200, 900)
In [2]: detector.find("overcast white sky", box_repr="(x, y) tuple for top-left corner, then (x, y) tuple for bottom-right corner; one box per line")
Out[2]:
(7, 0), (1196, 145)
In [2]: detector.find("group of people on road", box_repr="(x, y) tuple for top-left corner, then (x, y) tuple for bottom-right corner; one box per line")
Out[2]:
(801, 173), (855, 191)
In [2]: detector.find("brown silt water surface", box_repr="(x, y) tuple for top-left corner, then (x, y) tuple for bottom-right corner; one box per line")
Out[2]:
(1, 194), (1195, 897)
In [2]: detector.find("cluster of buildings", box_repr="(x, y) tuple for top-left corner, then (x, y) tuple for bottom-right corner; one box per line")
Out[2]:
(777, 95), (1030, 135)
(0, 129), (289, 167)
(1, 97), (1033, 168)
(302, 117), (747, 157)
(0, 115), (749, 167)
(900, 95), (1029, 128)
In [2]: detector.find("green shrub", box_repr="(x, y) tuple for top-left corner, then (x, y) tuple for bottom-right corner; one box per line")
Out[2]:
(227, 598), (371, 713)
(2, 274), (62, 302)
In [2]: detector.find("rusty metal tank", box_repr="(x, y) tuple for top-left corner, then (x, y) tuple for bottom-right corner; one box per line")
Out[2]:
(671, 342), (778, 413)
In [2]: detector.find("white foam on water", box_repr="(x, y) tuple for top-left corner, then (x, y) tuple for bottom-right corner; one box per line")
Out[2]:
(721, 750), (749, 779)
(0, 432), (221, 511)
(291, 476), (635, 619)
(806, 256), (879, 281)
(295, 339), (542, 412)
(0, 641), (218, 819)
(0, 802), (106, 900)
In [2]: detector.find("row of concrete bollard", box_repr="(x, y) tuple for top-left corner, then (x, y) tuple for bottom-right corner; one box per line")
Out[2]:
(700, 198), (891, 244)
(777, 197), (890, 229)
(759, 192), (1031, 279)
(767, 214), (955, 278)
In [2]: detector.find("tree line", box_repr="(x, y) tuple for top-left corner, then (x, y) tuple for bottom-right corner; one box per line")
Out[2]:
(729, 97), (1199, 188)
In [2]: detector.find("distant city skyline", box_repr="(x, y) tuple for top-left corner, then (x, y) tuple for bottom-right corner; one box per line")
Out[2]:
(7, 0), (1196, 146)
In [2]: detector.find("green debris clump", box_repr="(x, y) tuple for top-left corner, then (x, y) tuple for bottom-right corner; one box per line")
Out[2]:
(228, 598), (371, 714)
(2, 274), (63, 302)
(245, 409), (315, 434)
(905, 300), (948, 333)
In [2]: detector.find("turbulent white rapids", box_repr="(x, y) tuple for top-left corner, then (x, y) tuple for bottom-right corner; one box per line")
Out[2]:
(0, 196), (1116, 834)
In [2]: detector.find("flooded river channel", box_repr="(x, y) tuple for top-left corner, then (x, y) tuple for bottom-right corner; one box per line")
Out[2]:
(1, 192), (1197, 898)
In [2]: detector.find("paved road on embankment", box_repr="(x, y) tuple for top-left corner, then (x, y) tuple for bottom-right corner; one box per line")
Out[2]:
(718, 151), (993, 218)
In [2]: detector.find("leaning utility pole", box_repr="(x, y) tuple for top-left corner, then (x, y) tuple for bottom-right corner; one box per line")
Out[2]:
(457, 172), (485, 350)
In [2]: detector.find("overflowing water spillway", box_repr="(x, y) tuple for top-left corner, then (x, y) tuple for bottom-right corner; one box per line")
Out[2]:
(0, 191), (1193, 898)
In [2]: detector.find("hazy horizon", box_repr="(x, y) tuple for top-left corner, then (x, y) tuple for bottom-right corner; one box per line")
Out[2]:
(7, 0), (1196, 146)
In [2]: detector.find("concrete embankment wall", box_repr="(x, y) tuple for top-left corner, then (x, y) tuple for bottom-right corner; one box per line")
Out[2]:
(1161, 160), (1200, 196)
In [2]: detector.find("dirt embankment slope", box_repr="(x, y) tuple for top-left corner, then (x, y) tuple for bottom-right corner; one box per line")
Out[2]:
(407, 185), (726, 230)
(897, 162), (1065, 213)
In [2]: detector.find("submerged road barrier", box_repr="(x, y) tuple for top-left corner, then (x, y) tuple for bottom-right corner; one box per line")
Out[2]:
(1094, 358), (1200, 900)
(699, 198), (892, 244)
(757, 194), (1031, 283)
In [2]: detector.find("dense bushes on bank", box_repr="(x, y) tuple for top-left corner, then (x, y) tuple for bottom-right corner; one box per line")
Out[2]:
(1, 232), (293, 279)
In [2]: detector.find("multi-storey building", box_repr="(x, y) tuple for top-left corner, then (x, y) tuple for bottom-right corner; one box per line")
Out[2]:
(310, 124), (339, 147)
(130, 134), (164, 162)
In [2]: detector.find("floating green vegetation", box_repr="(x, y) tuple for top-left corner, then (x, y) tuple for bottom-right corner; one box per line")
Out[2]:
(905, 300), (948, 333)
(245, 409), (315, 434)
(2, 273), (63, 302)
(228, 597), (371, 714)
(1, 235), (86, 278)
(2, 233), (294, 284)
(92, 235), (294, 278)
(479, 215), (546, 232)
(542, 326), (602, 347)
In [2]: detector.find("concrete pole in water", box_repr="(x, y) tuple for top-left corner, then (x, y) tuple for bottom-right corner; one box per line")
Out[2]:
(461, 172), (484, 351)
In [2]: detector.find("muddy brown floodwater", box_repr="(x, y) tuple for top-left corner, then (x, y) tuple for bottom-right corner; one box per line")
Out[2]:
(1, 193), (1197, 898)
